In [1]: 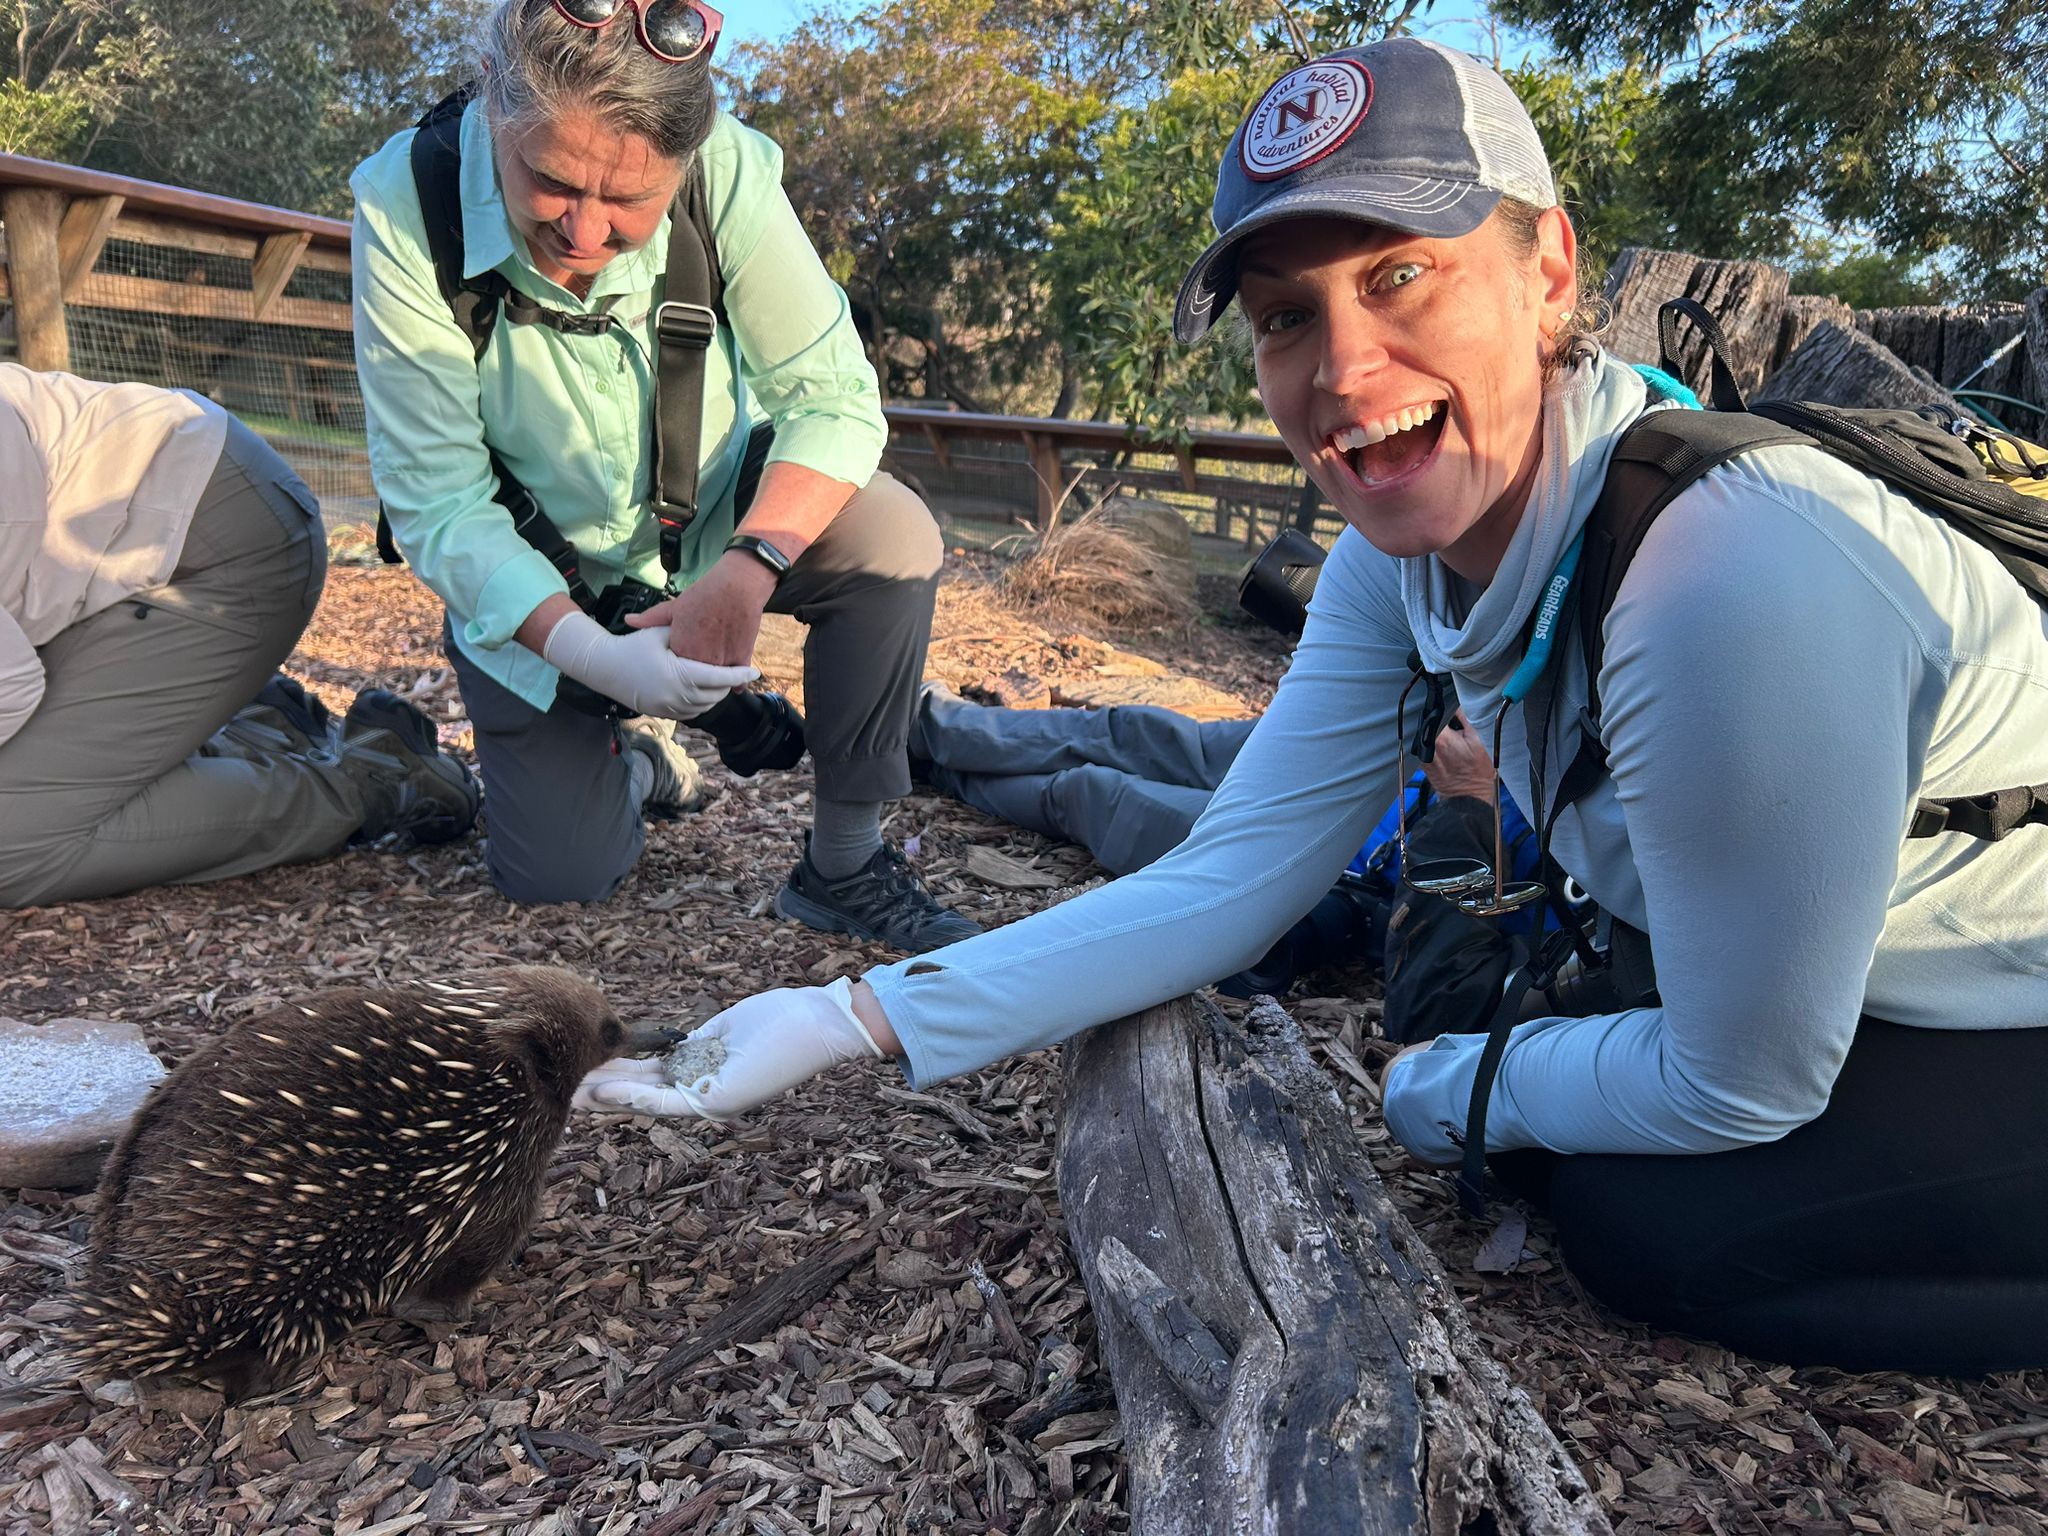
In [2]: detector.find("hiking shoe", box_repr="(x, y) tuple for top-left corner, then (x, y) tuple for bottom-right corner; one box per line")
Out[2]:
(774, 835), (983, 953)
(622, 718), (712, 821)
(342, 689), (481, 847)
(211, 673), (343, 760)
(251, 674), (339, 752)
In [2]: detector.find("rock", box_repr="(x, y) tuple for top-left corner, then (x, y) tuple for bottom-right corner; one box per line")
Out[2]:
(1095, 496), (1195, 569)
(0, 1017), (163, 1190)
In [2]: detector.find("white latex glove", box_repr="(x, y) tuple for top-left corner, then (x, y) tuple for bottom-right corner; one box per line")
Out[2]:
(572, 978), (883, 1121)
(542, 610), (757, 720)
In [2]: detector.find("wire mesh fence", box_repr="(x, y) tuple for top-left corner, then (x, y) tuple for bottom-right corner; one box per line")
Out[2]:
(33, 223), (380, 529)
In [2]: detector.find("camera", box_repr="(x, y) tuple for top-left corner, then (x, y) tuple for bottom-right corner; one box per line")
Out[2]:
(1237, 528), (1328, 636)
(561, 577), (808, 779)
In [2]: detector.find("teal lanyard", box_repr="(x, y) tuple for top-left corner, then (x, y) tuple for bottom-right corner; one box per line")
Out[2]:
(1500, 527), (1586, 705)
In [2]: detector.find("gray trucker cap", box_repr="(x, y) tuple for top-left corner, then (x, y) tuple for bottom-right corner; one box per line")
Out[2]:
(1175, 37), (1557, 342)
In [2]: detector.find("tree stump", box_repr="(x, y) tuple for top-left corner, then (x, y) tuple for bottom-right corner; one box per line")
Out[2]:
(1601, 248), (1789, 401)
(1056, 995), (1611, 1535)
(2026, 288), (2048, 416)
(1771, 295), (1856, 381)
(1855, 304), (2028, 397)
(1754, 320), (1963, 412)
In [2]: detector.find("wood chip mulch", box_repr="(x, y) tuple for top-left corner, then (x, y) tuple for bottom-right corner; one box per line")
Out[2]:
(3, 558), (2045, 1536)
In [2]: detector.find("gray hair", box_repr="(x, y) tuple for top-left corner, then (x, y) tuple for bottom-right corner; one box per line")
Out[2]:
(475, 0), (716, 167)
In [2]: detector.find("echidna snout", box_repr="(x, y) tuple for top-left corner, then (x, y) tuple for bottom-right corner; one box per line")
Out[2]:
(67, 966), (624, 1400)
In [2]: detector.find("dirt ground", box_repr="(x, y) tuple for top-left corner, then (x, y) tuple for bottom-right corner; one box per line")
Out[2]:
(3, 555), (2045, 1536)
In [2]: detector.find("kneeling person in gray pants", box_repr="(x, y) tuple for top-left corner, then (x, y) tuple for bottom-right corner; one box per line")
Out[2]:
(353, 14), (978, 950)
(0, 366), (479, 908)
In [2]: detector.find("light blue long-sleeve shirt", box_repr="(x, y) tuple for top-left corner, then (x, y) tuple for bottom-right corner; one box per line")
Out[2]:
(866, 350), (2048, 1162)
(351, 101), (886, 709)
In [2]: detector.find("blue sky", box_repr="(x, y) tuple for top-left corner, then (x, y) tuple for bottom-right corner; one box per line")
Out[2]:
(720, 1), (810, 52)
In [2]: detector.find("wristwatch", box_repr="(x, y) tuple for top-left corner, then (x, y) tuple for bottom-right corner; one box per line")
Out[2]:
(724, 533), (792, 582)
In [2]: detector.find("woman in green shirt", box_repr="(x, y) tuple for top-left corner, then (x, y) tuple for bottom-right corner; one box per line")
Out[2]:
(352, 0), (978, 949)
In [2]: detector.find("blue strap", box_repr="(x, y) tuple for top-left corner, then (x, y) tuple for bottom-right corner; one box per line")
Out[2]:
(1501, 527), (1587, 705)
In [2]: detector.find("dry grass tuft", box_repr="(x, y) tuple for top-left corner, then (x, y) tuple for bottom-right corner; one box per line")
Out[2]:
(996, 509), (1197, 633)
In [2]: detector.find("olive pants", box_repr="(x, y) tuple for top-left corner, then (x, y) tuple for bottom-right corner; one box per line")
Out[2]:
(0, 421), (366, 907)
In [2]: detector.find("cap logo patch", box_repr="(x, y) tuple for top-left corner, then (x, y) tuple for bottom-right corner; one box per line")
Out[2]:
(1240, 60), (1372, 182)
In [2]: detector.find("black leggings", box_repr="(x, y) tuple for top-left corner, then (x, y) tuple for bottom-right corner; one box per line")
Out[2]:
(1491, 1016), (2048, 1376)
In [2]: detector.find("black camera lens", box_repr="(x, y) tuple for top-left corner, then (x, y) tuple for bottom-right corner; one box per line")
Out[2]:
(690, 689), (805, 777)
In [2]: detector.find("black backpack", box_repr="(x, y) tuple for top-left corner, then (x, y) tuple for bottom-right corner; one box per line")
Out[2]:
(371, 86), (729, 622)
(1551, 297), (2048, 846)
(1454, 298), (2048, 1215)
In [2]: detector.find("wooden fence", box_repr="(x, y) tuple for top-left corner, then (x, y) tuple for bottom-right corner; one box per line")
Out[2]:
(0, 150), (1328, 546)
(0, 153), (352, 364)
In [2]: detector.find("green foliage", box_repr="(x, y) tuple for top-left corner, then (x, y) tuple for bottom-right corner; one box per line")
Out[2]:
(84, 1), (486, 217)
(727, 0), (1112, 410)
(0, 1), (483, 216)
(1044, 67), (1266, 436)
(1503, 59), (1658, 271)
(0, 79), (91, 158)
(1787, 246), (1941, 309)
(0, 1), (158, 160)
(1493, 0), (2047, 297)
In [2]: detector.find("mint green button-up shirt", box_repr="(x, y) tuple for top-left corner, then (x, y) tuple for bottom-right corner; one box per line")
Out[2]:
(351, 100), (886, 708)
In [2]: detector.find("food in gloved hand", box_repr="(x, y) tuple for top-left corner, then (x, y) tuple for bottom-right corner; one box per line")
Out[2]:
(663, 1034), (728, 1087)
(67, 967), (661, 1401)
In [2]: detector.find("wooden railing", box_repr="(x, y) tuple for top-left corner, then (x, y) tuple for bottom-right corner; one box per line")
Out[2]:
(0, 152), (352, 372)
(0, 151), (1328, 542)
(872, 403), (1318, 540)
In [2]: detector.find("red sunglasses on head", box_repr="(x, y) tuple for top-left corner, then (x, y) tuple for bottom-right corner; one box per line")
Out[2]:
(550, 0), (722, 63)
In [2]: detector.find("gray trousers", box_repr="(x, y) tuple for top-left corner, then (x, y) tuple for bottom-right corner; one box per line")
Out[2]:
(916, 695), (1256, 875)
(451, 471), (943, 904)
(0, 419), (361, 908)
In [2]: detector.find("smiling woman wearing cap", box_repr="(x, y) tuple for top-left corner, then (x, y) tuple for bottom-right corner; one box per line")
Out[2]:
(581, 37), (2048, 1376)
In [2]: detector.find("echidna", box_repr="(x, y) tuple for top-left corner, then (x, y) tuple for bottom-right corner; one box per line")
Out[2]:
(67, 966), (667, 1400)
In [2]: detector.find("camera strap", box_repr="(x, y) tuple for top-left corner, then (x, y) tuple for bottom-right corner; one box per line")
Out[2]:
(1455, 539), (1591, 1217)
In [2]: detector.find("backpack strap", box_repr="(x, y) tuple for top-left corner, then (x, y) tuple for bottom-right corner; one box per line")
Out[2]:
(1907, 786), (2048, 841)
(1657, 296), (1748, 412)
(408, 86), (508, 361)
(649, 170), (724, 573)
(1555, 334), (2048, 847)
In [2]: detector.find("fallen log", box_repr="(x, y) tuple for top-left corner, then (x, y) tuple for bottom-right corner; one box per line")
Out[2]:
(1601, 248), (1788, 401)
(1754, 320), (1963, 413)
(1057, 995), (1611, 1535)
